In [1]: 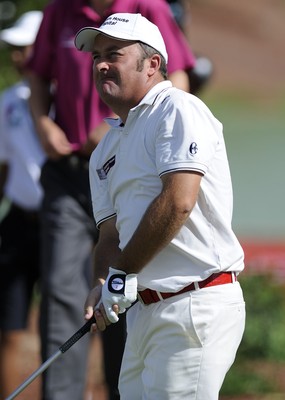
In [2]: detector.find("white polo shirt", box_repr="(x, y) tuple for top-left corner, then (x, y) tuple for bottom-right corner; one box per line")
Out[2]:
(0, 81), (46, 210)
(89, 81), (244, 291)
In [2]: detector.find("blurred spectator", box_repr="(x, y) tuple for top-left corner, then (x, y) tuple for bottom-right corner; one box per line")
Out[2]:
(27, 1), (196, 399)
(167, 0), (213, 94)
(0, 10), (45, 398)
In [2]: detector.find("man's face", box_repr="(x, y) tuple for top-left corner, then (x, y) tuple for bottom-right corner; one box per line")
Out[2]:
(9, 45), (33, 74)
(92, 35), (149, 109)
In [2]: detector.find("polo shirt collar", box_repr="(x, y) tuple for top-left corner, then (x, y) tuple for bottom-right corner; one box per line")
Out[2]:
(135, 80), (172, 108)
(105, 117), (123, 128)
(105, 80), (173, 128)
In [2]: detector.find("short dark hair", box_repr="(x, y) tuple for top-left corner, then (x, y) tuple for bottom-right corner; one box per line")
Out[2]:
(137, 42), (168, 80)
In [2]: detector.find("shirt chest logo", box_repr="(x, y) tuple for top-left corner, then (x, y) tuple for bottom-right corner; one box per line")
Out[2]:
(96, 155), (116, 180)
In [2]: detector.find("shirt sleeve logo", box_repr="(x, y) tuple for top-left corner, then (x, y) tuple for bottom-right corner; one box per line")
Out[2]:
(189, 142), (198, 155)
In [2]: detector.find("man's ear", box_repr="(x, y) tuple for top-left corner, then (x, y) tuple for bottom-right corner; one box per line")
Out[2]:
(147, 54), (161, 76)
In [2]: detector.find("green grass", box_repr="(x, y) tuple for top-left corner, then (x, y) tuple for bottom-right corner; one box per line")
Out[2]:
(220, 274), (285, 396)
(221, 363), (275, 395)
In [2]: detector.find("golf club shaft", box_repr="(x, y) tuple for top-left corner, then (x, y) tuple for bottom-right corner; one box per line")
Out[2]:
(5, 350), (62, 400)
(5, 316), (96, 400)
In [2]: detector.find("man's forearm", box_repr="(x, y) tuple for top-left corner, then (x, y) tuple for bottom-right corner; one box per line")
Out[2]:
(116, 193), (188, 275)
(93, 242), (121, 285)
(92, 217), (121, 284)
(116, 172), (202, 275)
(27, 72), (52, 125)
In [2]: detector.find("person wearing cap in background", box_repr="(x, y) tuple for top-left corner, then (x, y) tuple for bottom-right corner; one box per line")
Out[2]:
(0, 10), (45, 398)
(27, 1), (196, 399)
(76, 12), (246, 399)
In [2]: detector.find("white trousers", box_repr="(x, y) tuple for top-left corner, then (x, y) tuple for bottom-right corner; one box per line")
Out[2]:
(119, 281), (245, 400)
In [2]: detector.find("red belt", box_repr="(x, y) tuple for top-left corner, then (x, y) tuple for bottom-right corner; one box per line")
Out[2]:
(137, 272), (237, 305)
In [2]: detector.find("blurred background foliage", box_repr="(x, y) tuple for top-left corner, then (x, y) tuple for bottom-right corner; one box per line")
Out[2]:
(221, 274), (285, 397)
(0, 0), (47, 89)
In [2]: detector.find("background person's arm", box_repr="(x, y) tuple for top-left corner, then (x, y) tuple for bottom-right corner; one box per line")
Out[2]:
(27, 72), (72, 159)
(168, 69), (190, 92)
(0, 163), (8, 202)
(81, 119), (115, 157)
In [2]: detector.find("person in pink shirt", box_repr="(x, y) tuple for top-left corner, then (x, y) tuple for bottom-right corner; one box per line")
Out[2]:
(27, 1), (195, 399)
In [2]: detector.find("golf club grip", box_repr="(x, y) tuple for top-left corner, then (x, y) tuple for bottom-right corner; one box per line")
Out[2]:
(59, 315), (96, 353)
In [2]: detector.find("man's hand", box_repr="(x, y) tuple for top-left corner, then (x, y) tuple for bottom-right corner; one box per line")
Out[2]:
(37, 116), (72, 159)
(84, 283), (118, 332)
(101, 267), (138, 323)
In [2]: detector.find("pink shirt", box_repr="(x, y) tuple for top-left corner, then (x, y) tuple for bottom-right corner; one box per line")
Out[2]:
(28, 0), (195, 149)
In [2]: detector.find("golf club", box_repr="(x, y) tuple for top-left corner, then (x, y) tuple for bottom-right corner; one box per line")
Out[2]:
(5, 315), (96, 400)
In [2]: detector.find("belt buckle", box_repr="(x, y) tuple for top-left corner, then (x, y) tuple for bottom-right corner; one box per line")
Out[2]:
(155, 291), (164, 301)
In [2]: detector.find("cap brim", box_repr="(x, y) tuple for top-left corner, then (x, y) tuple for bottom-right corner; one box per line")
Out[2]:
(75, 27), (101, 52)
(75, 27), (142, 52)
(0, 29), (35, 46)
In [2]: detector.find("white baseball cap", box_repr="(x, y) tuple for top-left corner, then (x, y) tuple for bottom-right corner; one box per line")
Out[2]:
(75, 13), (168, 64)
(0, 11), (43, 46)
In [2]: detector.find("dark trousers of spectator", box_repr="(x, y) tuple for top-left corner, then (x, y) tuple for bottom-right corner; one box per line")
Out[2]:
(0, 204), (40, 331)
(39, 155), (125, 400)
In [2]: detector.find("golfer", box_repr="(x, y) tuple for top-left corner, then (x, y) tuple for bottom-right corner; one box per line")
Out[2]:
(75, 13), (246, 399)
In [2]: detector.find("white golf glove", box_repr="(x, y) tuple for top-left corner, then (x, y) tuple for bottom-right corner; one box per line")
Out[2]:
(101, 267), (138, 323)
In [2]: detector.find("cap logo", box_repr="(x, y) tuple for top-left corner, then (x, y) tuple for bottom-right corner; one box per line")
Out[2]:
(102, 16), (130, 27)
